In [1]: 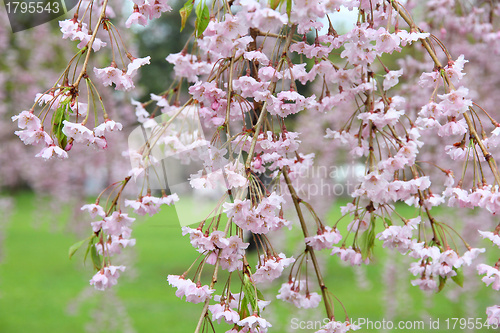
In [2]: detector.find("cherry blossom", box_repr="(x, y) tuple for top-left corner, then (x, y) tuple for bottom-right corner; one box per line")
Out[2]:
(479, 230), (500, 248)
(331, 247), (368, 266)
(253, 253), (295, 284)
(59, 19), (107, 51)
(477, 264), (500, 290)
(11, 110), (41, 130)
(90, 265), (126, 290)
(305, 226), (343, 250)
(167, 275), (214, 304)
(81, 203), (106, 218)
(14, 0), (500, 328)
(276, 278), (322, 309)
(35, 145), (69, 160)
(208, 303), (240, 325)
(62, 121), (94, 144)
(383, 69), (404, 91)
(486, 305), (500, 325)
(237, 314), (272, 333)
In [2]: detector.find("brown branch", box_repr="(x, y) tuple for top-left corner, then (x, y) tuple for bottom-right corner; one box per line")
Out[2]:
(282, 166), (334, 320)
(389, 0), (500, 186)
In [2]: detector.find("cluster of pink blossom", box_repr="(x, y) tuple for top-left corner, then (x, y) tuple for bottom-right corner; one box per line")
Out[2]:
(124, 193), (179, 216)
(305, 226), (342, 251)
(223, 193), (291, 234)
(477, 230), (500, 301)
(210, 292), (272, 330)
(125, 0), (172, 28)
(15, 0), (500, 331)
(190, 160), (248, 190)
(182, 227), (249, 272)
(408, 247), (485, 291)
(93, 56), (151, 91)
(167, 275), (215, 304)
(83, 190), (178, 288)
(12, 110), (67, 160)
(59, 17), (107, 51)
(445, 185), (500, 214)
(11, 1), (135, 160)
(276, 278), (322, 309)
(253, 253), (295, 284)
(83, 204), (136, 289)
(89, 265), (126, 291)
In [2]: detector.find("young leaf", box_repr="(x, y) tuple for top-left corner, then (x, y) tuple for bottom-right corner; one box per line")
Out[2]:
(361, 215), (376, 260)
(179, 0), (194, 32)
(256, 288), (265, 301)
(69, 237), (90, 259)
(70, 235), (96, 260)
(451, 267), (464, 287)
(360, 227), (375, 260)
(438, 275), (447, 292)
(90, 242), (102, 270)
(243, 274), (258, 314)
(195, 1), (210, 37)
(286, 0), (292, 20)
(52, 100), (69, 148)
(239, 294), (249, 319)
(270, 0), (283, 10)
(83, 236), (96, 265)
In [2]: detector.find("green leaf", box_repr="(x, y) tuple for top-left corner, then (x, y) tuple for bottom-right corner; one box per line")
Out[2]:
(195, 1), (210, 37)
(286, 0), (292, 21)
(90, 242), (102, 270)
(256, 288), (265, 301)
(384, 217), (393, 226)
(70, 235), (96, 260)
(269, 0), (284, 10)
(179, 0), (194, 32)
(451, 267), (464, 287)
(242, 274), (258, 314)
(239, 294), (249, 319)
(360, 215), (376, 260)
(83, 237), (94, 265)
(69, 238), (88, 259)
(438, 275), (447, 292)
(52, 99), (69, 148)
(360, 228), (375, 260)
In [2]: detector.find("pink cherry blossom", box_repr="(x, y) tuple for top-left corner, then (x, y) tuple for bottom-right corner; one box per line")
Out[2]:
(237, 314), (272, 333)
(486, 305), (500, 326)
(479, 230), (500, 247)
(90, 265), (126, 290)
(208, 303), (240, 324)
(305, 226), (342, 250)
(253, 253), (295, 284)
(15, 128), (52, 146)
(383, 69), (403, 90)
(94, 120), (123, 137)
(62, 121), (94, 144)
(11, 110), (41, 130)
(81, 203), (106, 218)
(35, 145), (69, 160)
(477, 264), (500, 290)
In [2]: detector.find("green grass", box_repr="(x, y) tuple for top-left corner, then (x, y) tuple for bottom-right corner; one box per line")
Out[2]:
(0, 193), (496, 332)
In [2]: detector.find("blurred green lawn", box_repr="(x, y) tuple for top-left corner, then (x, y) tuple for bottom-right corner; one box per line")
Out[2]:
(0, 193), (496, 332)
